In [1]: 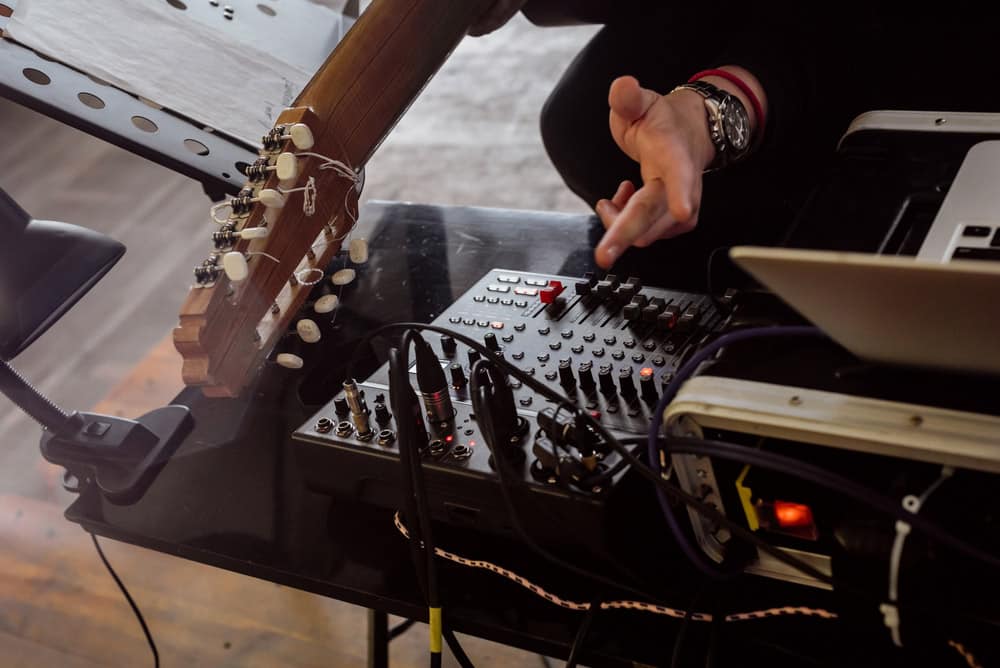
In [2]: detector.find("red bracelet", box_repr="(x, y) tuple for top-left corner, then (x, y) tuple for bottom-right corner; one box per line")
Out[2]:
(688, 68), (766, 137)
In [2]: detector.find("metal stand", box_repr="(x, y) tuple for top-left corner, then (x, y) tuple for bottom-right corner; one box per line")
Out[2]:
(368, 609), (390, 668)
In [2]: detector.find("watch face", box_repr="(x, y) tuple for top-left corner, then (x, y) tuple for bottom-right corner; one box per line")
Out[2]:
(722, 102), (751, 152)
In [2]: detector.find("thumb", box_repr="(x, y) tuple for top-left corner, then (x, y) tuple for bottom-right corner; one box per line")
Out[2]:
(609, 76), (659, 123)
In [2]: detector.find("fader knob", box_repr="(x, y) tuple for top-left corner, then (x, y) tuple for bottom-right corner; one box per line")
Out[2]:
(449, 363), (467, 389)
(558, 359), (576, 390)
(440, 335), (457, 357)
(484, 332), (501, 353)
(640, 368), (658, 404)
(598, 365), (616, 395)
(578, 362), (596, 393)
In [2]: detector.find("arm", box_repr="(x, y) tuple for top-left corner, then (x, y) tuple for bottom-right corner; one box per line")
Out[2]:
(593, 7), (819, 269)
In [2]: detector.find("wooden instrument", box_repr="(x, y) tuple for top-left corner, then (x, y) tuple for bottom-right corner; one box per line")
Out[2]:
(173, 0), (492, 397)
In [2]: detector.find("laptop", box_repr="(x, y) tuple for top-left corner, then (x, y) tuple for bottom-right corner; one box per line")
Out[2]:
(837, 110), (1000, 263)
(728, 246), (1000, 376)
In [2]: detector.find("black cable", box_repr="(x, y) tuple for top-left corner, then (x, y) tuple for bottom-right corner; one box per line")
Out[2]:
(443, 628), (476, 668)
(90, 533), (159, 668)
(664, 435), (1000, 572)
(564, 601), (599, 668)
(669, 586), (705, 668)
(469, 358), (662, 603)
(361, 322), (997, 628)
(389, 618), (417, 640)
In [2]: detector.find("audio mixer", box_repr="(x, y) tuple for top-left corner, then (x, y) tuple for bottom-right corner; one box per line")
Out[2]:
(293, 269), (724, 545)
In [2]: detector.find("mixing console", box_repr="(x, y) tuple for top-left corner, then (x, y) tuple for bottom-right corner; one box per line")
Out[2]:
(293, 269), (723, 541)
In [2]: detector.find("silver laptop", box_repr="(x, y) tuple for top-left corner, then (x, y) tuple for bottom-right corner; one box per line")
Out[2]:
(839, 110), (1000, 263)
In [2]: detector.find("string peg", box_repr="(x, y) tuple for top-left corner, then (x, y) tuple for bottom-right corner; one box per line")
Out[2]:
(257, 188), (286, 208)
(239, 226), (269, 240)
(349, 238), (369, 264)
(331, 268), (356, 286)
(314, 294), (339, 314)
(287, 123), (314, 150)
(296, 319), (322, 343)
(275, 152), (299, 181)
(276, 353), (304, 369)
(222, 251), (249, 282)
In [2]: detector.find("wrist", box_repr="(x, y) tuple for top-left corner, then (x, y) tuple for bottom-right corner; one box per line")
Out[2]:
(693, 66), (767, 147)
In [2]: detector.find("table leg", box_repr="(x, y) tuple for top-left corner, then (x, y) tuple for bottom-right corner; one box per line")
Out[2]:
(368, 608), (390, 668)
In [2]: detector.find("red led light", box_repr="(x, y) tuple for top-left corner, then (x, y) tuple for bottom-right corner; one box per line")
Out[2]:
(639, 367), (654, 379)
(774, 501), (814, 528)
(469, 440), (476, 447)
(445, 434), (454, 443)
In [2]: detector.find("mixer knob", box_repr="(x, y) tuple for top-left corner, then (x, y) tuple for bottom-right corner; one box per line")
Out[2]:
(641, 297), (666, 323)
(334, 396), (350, 417)
(558, 359), (576, 390)
(449, 363), (467, 389)
(598, 365), (616, 395)
(468, 349), (482, 368)
(440, 335), (457, 357)
(623, 302), (642, 321)
(484, 332), (501, 352)
(578, 362), (596, 392)
(374, 401), (393, 426)
(618, 367), (637, 399)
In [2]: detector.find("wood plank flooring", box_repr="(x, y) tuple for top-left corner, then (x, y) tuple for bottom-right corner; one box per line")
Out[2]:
(0, 12), (598, 666)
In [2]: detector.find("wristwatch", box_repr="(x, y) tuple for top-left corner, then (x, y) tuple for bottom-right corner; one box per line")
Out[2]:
(671, 80), (752, 170)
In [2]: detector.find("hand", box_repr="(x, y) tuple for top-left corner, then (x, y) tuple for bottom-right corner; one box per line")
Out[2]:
(469, 0), (529, 36)
(593, 75), (716, 269)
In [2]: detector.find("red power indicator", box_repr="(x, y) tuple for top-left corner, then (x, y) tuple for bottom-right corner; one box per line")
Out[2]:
(774, 501), (814, 528)
(639, 367), (655, 379)
(445, 434), (454, 443)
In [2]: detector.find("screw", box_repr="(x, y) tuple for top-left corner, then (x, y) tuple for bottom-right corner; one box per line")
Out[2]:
(789, 395), (802, 406)
(910, 415), (924, 427)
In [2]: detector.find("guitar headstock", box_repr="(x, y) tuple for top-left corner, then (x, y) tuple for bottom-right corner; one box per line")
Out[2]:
(173, 108), (362, 397)
(171, 0), (495, 397)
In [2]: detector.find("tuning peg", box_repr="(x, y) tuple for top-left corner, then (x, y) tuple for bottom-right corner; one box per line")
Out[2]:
(275, 152), (299, 181)
(222, 251), (248, 281)
(314, 294), (339, 314)
(276, 353), (304, 369)
(288, 123), (314, 150)
(238, 226), (269, 240)
(296, 318), (322, 343)
(349, 238), (369, 264)
(263, 122), (315, 151)
(256, 188), (286, 208)
(331, 268), (356, 286)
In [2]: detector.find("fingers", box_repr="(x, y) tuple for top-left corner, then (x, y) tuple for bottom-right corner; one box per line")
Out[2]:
(594, 179), (669, 268)
(608, 76), (659, 123)
(611, 180), (635, 209)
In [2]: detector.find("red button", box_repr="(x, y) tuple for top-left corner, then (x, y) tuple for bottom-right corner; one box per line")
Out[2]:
(540, 280), (565, 304)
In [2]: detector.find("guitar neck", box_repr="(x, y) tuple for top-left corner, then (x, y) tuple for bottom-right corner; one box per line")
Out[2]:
(297, 0), (493, 166)
(173, 0), (492, 397)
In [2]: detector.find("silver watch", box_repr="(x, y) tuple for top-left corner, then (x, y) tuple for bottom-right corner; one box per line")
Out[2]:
(672, 80), (752, 170)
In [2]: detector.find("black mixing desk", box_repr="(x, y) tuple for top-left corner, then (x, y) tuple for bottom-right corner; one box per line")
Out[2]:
(61, 201), (975, 668)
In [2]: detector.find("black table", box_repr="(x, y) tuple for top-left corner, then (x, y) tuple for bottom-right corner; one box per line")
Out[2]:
(62, 201), (930, 668)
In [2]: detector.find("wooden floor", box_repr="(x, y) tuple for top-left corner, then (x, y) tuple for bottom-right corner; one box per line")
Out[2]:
(0, 13), (597, 667)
